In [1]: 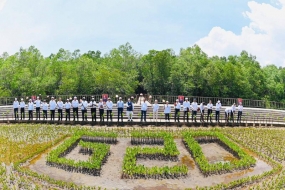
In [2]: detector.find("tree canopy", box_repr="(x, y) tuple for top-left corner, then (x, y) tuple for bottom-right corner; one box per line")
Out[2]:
(0, 43), (284, 102)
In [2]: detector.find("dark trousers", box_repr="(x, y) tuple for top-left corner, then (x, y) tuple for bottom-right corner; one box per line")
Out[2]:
(73, 107), (79, 120)
(231, 111), (235, 122)
(43, 110), (47, 120)
(165, 113), (170, 120)
(117, 108), (123, 122)
(207, 109), (212, 122)
(50, 110), (55, 120)
(20, 108), (25, 120)
(99, 109), (104, 122)
(14, 108), (19, 120)
(175, 109), (180, 122)
(107, 110), (112, 121)
(82, 109), (87, 121)
(28, 110), (33, 120)
(58, 109), (63, 120)
(237, 111), (242, 123)
(183, 110), (189, 122)
(192, 111), (197, 122)
(200, 110), (205, 122)
(91, 108), (96, 121)
(65, 109), (70, 121)
(36, 107), (40, 119)
(216, 111), (220, 122)
(141, 110), (146, 121)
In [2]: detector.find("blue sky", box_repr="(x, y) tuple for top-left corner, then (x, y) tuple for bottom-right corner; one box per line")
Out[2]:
(1, 0), (285, 66)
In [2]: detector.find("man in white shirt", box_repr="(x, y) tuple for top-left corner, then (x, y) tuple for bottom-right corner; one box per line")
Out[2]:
(141, 98), (148, 122)
(20, 98), (26, 120)
(72, 96), (79, 121)
(231, 103), (236, 122)
(98, 99), (104, 122)
(89, 97), (97, 122)
(35, 96), (41, 120)
(237, 102), (243, 123)
(106, 98), (113, 122)
(117, 97), (124, 122)
(42, 100), (48, 120)
(65, 99), (71, 121)
(152, 100), (159, 122)
(81, 97), (88, 121)
(57, 98), (64, 121)
(126, 98), (134, 121)
(183, 98), (190, 122)
(215, 100), (222, 123)
(191, 99), (198, 122)
(13, 98), (19, 120)
(200, 102), (205, 122)
(174, 99), (181, 122)
(49, 97), (56, 121)
(225, 107), (232, 123)
(207, 100), (213, 122)
(28, 99), (34, 120)
(164, 101), (171, 122)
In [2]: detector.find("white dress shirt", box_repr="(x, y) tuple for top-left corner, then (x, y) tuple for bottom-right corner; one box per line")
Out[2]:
(200, 104), (204, 112)
(35, 100), (41, 107)
(28, 102), (34, 110)
(57, 101), (64, 109)
(153, 104), (159, 112)
(20, 101), (25, 108)
(106, 101), (113, 110)
(225, 107), (232, 114)
(191, 102), (198, 111)
(175, 102), (181, 109)
(49, 100), (57, 110)
(207, 103), (213, 110)
(117, 100), (124, 108)
(89, 101), (97, 108)
(183, 101), (190, 111)
(141, 102), (148, 111)
(81, 101), (88, 110)
(98, 102), (104, 110)
(238, 105), (243, 111)
(216, 103), (222, 111)
(65, 102), (71, 109)
(13, 101), (19, 109)
(72, 100), (79, 108)
(164, 104), (171, 114)
(42, 103), (49, 110)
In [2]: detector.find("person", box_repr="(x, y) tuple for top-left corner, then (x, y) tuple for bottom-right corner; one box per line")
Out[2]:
(215, 100), (222, 123)
(237, 102), (243, 123)
(35, 96), (41, 120)
(98, 99), (104, 122)
(191, 99), (198, 122)
(183, 98), (190, 122)
(42, 100), (48, 120)
(200, 102), (205, 122)
(72, 96), (79, 121)
(28, 99), (34, 120)
(117, 97), (124, 122)
(174, 99), (181, 122)
(20, 98), (25, 120)
(57, 98), (64, 121)
(81, 97), (88, 121)
(207, 100), (213, 122)
(126, 98), (134, 121)
(13, 98), (19, 120)
(164, 101), (171, 122)
(152, 100), (159, 122)
(225, 107), (232, 123)
(141, 98), (147, 122)
(65, 99), (71, 121)
(231, 103), (236, 122)
(49, 97), (56, 120)
(106, 98), (113, 122)
(89, 97), (97, 122)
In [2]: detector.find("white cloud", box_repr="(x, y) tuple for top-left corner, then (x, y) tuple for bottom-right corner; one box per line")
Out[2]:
(0, 0), (7, 11)
(196, 0), (285, 66)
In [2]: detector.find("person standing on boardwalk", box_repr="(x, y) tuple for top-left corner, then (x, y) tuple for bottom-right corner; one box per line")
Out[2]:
(191, 99), (198, 122)
(231, 103), (236, 122)
(225, 107), (232, 123)
(174, 99), (181, 122)
(141, 98), (148, 122)
(49, 97), (56, 121)
(65, 99), (71, 121)
(13, 98), (19, 120)
(35, 96), (41, 120)
(20, 98), (26, 120)
(28, 99), (34, 120)
(89, 97), (97, 122)
(106, 98), (113, 122)
(42, 100), (48, 120)
(152, 100), (159, 122)
(57, 98), (64, 121)
(215, 100), (222, 123)
(126, 98), (134, 121)
(81, 97), (88, 121)
(72, 96), (79, 121)
(164, 101), (171, 122)
(237, 102), (243, 123)
(207, 100), (213, 122)
(98, 99), (104, 122)
(183, 98), (190, 122)
(117, 97), (124, 122)
(200, 102), (205, 122)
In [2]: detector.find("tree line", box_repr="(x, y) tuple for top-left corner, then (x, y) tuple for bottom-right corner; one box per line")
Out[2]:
(0, 43), (284, 102)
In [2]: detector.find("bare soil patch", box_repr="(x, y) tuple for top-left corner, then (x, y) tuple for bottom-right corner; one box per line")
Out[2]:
(25, 138), (272, 190)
